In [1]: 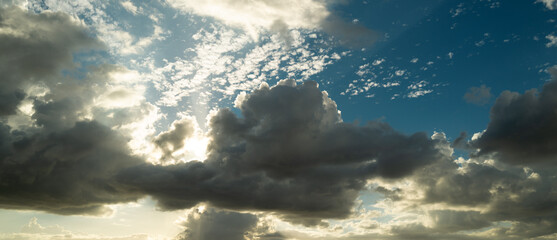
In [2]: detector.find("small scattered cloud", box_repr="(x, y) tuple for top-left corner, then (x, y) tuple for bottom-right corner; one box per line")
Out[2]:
(464, 85), (492, 105)
(538, 0), (557, 10)
(546, 34), (557, 47)
(120, 1), (141, 15)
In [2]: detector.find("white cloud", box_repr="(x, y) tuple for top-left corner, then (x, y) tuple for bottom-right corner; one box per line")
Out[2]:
(546, 34), (557, 47)
(166, 0), (329, 40)
(121, 1), (140, 15)
(538, 0), (557, 10)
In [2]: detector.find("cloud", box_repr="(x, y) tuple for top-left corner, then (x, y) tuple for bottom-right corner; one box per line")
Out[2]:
(0, 7), (153, 215)
(176, 208), (284, 240)
(120, 1), (140, 15)
(538, 0), (557, 10)
(21, 217), (68, 235)
(118, 80), (444, 225)
(166, 0), (378, 46)
(367, 133), (557, 239)
(546, 34), (557, 47)
(472, 66), (557, 164)
(0, 7), (100, 116)
(153, 117), (195, 161)
(464, 85), (492, 105)
(0, 121), (143, 215)
(1, 217), (151, 240)
(166, 0), (328, 40)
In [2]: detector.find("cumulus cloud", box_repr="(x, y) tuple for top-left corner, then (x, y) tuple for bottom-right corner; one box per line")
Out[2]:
(0, 121), (142, 215)
(0, 7), (99, 116)
(0, 7), (151, 215)
(166, 0), (378, 46)
(176, 208), (284, 240)
(118, 80), (443, 225)
(364, 133), (557, 240)
(472, 66), (557, 164)
(463, 85), (492, 105)
(154, 117), (195, 161)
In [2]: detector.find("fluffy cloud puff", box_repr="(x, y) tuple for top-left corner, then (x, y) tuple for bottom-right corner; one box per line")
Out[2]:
(117, 80), (444, 225)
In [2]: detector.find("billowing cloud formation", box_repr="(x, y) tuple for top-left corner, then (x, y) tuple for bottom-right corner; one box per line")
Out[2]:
(473, 66), (557, 164)
(365, 132), (557, 240)
(0, 7), (147, 215)
(166, 0), (379, 46)
(176, 208), (284, 240)
(0, 7), (99, 116)
(118, 80), (443, 225)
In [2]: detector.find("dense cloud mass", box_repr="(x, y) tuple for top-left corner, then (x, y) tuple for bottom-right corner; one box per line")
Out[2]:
(0, 121), (141, 215)
(0, 7), (99, 116)
(118, 80), (444, 224)
(473, 66), (557, 165)
(0, 7), (144, 215)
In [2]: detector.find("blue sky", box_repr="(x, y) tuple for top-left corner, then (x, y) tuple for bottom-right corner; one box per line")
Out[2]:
(1, 0), (557, 239)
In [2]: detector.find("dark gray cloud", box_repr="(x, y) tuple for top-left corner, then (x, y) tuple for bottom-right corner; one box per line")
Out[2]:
(176, 208), (285, 240)
(118, 80), (443, 225)
(463, 85), (492, 105)
(473, 66), (557, 165)
(0, 7), (100, 116)
(0, 121), (142, 215)
(154, 118), (195, 161)
(0, 7), (144, 215)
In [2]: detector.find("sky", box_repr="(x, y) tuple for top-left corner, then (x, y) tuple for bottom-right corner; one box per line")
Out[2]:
(1, 0), (557, 239)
